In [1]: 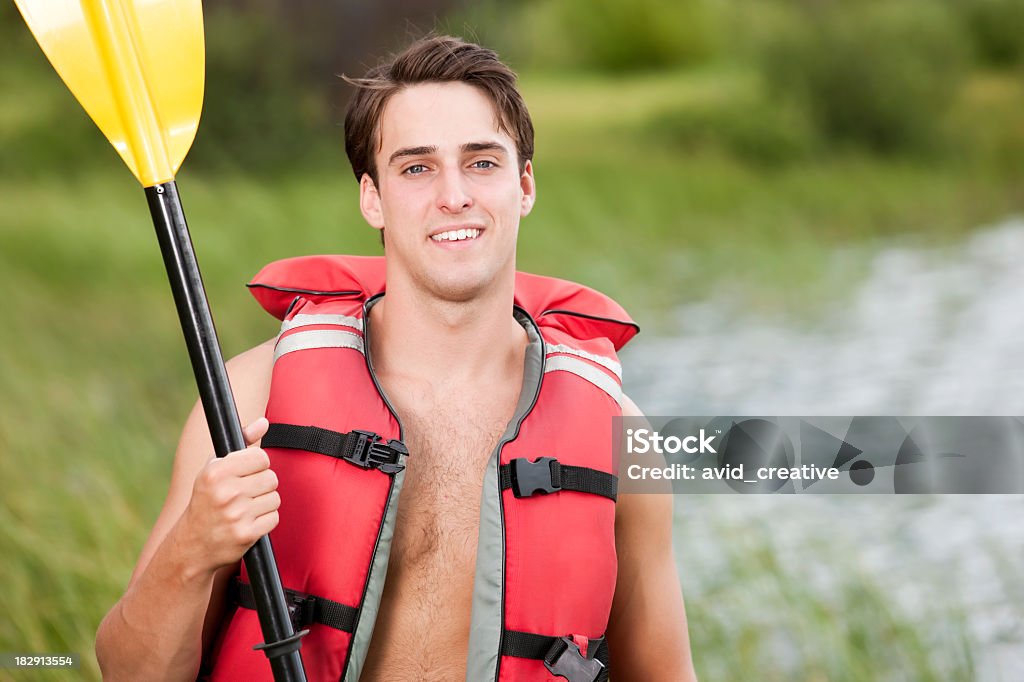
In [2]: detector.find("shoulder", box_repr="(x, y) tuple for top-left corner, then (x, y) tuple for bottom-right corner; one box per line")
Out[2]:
(226, 337), (275, 372)
(615, 392), (673, 521)
(179, 338), (276, 448)
(619, 392), (644, 419)
(225, 338), (276, 424)
(225, 338), (275, 390)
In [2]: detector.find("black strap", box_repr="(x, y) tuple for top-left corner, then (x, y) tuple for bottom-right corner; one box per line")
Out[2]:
(263, 423), (406, 474)
(233, 579), (358, 634)
(499, 457), (617, 501)
(502, 630), (610, 682)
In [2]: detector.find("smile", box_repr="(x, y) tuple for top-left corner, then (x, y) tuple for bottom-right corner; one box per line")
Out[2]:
(430, 228), (481, 242)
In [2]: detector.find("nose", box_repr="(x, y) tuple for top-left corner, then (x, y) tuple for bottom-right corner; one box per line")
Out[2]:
(436, 167), (473, 213)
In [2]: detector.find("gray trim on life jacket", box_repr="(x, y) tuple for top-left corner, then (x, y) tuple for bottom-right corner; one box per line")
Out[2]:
(279, 313), (364, 335)
(274, 328), (364, 361)
(342, 295), (408, 682)
(544, 354), (623, 406)
(545, 343), (622, 380)
(466, 307), (546, 682)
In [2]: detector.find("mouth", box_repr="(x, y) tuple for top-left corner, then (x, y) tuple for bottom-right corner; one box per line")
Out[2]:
(429, 227), (483, 243)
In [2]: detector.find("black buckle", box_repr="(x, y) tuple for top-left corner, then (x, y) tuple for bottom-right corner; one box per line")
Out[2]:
(286, 592), (317, 631)
(346, 430), (407, 474)
(544, 637), (604, 682)
(511, 457), (561, 498)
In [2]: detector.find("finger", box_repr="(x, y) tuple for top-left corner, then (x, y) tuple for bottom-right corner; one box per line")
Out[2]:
(250, 509), (280, 538)
(221, 446), (271, 477)
(243, 417), (270, 446)
(239, 467), (279, 498)
(248, 490), (281, 519)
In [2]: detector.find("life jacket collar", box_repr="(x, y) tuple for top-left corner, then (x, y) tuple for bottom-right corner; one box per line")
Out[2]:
(247, 254), (639, 350)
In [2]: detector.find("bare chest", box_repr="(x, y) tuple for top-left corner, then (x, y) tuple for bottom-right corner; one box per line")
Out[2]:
(359, 385), (519, 679)
(390, 395), (511, 569)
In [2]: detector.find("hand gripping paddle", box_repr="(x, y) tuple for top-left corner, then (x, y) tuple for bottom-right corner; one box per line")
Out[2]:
(12, 1), (308, 678)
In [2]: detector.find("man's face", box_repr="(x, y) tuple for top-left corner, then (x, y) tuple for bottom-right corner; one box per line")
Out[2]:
(359, 82), (535, 303)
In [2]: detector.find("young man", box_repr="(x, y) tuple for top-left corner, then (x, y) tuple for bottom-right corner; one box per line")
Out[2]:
(96, 36), (697, 681)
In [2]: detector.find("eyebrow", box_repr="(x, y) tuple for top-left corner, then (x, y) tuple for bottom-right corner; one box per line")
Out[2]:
(387, 141), (509, 166)
(388, 145), (436, 166)
(461, 141), (508, 156)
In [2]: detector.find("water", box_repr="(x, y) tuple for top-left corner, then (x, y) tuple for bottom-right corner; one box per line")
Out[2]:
(622, 218), (1024, 679)
(625, 218), (1024, 416)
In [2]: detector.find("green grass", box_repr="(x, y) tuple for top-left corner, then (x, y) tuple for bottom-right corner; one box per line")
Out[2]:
(1, 61), (1022, 679)
(676, 503), (978, 681)
(512, 66), (1024, 323)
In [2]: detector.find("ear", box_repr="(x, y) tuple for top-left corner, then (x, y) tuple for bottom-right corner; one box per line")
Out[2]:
(359, 173), (385, 230)
(519, 160), (536, 218)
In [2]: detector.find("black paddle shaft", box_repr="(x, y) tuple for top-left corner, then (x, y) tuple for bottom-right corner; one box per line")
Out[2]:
(145, 181), (308, 682)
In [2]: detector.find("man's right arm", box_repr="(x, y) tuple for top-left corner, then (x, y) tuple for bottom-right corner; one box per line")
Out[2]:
(95, 339), (277, 681)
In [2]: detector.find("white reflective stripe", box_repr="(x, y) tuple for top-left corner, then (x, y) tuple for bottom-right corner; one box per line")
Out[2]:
(274, 329), (364, 361)
(280, 313), (363, 334)
(544, 355), (622, 405)
(545, 343), (622, 380)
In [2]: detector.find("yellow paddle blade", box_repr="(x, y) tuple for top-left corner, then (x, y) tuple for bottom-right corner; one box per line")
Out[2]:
(14, 0), (204, 186)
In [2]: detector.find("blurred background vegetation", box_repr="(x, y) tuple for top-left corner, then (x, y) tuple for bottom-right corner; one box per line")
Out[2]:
(1, 0), (1023, 679)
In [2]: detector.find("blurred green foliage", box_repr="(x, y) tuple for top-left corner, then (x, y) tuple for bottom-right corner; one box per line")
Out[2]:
(0, 4), (110, 176)
(188, 4), (331, 173)
(647, 94), (820, 166)
(5, 0), (1024, 175)
(510, 0), (714, 72)
(0, 1), (329, 177)
(756, 1), (969, 155)
(0, 1), (451, 176)
(955, 0), (1024, 67)
(458, 0), (1022, 167)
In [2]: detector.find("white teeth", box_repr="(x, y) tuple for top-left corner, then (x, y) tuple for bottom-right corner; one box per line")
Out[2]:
(430, 228), (480, 242)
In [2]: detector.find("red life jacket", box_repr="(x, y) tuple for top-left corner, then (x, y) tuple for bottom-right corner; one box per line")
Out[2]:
(206, 255), (638, 682)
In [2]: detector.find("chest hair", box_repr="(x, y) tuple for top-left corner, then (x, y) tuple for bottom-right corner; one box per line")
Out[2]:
(390, 397), (510, 569)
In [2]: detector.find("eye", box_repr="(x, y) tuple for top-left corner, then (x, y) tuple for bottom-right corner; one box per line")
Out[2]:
(403, 164), (428, 175)
(471, 160), (497, 170)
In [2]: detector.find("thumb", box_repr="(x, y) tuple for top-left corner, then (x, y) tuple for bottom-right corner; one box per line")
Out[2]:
(242, 417), (270, 446)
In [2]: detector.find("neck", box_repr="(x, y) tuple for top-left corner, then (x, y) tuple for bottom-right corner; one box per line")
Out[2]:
(367, 272), (528, 389)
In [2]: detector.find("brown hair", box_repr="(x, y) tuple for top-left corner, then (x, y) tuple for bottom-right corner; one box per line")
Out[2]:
(343, 35), (534, 185)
